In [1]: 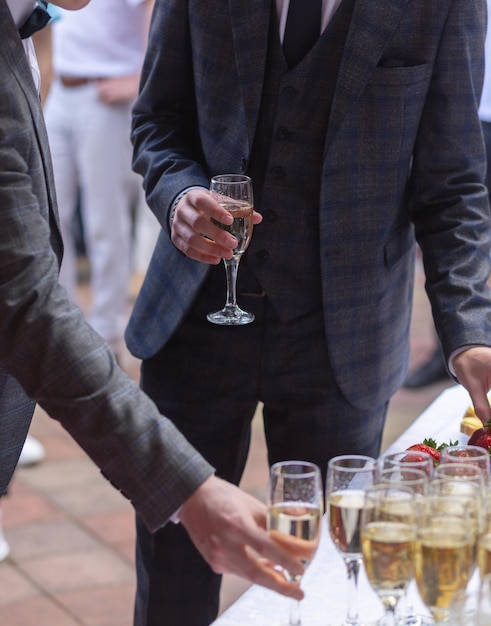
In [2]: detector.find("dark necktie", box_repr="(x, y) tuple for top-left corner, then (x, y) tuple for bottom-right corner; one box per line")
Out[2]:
(283, 0), (322, 68)
(18, 1), (51, 40)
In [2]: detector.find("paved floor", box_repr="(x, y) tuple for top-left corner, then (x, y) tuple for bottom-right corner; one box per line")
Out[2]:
(0, 257), (455, 625)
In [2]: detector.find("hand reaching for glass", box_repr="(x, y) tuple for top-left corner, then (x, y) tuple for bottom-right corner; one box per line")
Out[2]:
(179, 475), (305, 601)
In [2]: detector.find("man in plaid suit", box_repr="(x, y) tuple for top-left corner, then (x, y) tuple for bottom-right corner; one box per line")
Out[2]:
(127, 0), (491, 624)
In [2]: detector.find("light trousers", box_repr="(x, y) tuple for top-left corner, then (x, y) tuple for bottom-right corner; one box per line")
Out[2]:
(44, 79), (140, 351)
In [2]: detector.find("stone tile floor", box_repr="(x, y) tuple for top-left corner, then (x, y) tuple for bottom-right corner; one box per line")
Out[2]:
(0, 258), (455, 625)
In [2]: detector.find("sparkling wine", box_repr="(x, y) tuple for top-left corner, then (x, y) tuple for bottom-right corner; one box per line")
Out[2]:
(328, 490), (365, 557)
(268, 503), (321, 569)
(211, 202), (253, 255)
(414, 524), (474, 622)
(362, 521), (415, 608)
(478, 532), (491, 578)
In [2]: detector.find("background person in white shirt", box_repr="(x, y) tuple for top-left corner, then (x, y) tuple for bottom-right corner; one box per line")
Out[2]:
(44, 0), (157, 358)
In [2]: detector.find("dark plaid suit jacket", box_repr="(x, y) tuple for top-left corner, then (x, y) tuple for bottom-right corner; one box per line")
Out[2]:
(0, 0), (213, 527)
(128, 0), (491, 410)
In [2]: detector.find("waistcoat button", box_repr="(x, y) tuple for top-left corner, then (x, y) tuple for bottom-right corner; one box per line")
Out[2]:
(270, 166), (285, 179)
(282, 85), (298, 99)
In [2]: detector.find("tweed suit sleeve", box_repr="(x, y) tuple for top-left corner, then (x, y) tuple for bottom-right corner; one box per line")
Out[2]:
(0, 21), (214, 531)
(132, 0), (210, 233)
(408, 0), (491, 356)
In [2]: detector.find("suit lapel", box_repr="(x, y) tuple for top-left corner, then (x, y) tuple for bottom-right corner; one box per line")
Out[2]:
(326, 0), (411, 150)
(0, 0), (62, 247)
(229, 0), (272, 151)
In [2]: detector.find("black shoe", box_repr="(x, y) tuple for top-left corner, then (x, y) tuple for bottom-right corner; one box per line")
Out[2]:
(404, 349), (450, 389)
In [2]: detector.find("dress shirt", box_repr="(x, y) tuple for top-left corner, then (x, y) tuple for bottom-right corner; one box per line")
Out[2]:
(6, 0), (41, 94)
(6, 0), (37, 27)
(276, 0), (343, 42)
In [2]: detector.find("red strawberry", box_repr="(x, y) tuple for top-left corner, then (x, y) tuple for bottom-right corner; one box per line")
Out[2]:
(405, 438), (457, 466)
(406, 440), (442, 466)
(468, 421), (491, 453)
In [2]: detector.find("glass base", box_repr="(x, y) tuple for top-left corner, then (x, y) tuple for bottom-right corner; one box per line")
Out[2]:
(207, 306), (255, 325)
(397, 615), (433, 626)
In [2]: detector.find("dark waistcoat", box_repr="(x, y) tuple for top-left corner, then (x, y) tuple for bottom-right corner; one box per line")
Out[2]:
(244, 0), (355, 320)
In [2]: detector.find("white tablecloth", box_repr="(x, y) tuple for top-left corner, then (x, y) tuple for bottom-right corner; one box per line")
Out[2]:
(213, 384), (477, 626)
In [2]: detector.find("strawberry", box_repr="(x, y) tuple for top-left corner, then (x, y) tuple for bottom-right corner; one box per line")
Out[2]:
(405, 438), (458, 466)
(406, 439), (442, 465)
(468, 421), (491, 453)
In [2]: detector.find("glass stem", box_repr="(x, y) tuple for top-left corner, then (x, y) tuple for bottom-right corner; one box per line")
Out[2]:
(380, 607), (397, 626)
(345, 558), (361, 625)
(289, 598), (301, 625)
(223, 256), (240, 309)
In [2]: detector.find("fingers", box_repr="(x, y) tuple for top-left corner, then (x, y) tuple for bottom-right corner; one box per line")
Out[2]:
(171, 190), (239, 262)
(453, 347), (491, 423)
(179, 477), (306, 600)
(240, 552), (304, 601)
(208, 544), (304, 601)
(469, 390), (491, 424)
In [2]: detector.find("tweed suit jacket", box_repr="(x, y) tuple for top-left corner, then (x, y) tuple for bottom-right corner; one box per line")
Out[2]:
(0, 0), (213, 527)
(128, 0), (491, 410)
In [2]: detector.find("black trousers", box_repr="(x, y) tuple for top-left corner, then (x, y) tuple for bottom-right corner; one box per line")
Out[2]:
(134, 266), (388, 626)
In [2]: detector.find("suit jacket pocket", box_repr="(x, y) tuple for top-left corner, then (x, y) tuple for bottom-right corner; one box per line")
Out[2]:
(368, 62), (430, 87)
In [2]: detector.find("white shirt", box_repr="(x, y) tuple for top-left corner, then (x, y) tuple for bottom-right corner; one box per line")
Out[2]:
(6, 0), (37, 27)
(6, 0), (41, 94)
(52, 0), (150, 78)
(276, 0), (343, 41)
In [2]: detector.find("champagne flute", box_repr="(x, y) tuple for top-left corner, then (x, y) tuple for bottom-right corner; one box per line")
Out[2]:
(434, 463), (485, 497)
(206, 174), (255, 325)
(361, 485), (416, 626)
(478, 489), (491, 581)
(439, 445), (491, 480)
(377, 468), (430, 626)
(267, 461), (323, 625)
(381, 451), (435, 480)
(414, 495), (475, 624)
(429, 478), (483, 568)
(475, 573), (491, 626)
(326, 454), (379, 626)
(377, 467), (429, 497)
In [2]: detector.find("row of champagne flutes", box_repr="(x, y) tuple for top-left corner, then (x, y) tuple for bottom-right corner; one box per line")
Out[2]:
(267, 445), (491, 626)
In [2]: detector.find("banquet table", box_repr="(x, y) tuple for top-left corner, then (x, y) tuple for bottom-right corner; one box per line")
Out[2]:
(212, 384), (481, 626)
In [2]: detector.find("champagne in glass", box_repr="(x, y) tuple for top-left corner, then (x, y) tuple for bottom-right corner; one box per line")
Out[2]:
(414, 496), (475, 623)
(478, 532), (491, 578)
(376, 467), (429, 626)
(267, 461), (323, 626)
(207, 174), (255, 325)
(327, 454), (378, 626)
(361, 485), (416, 626)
